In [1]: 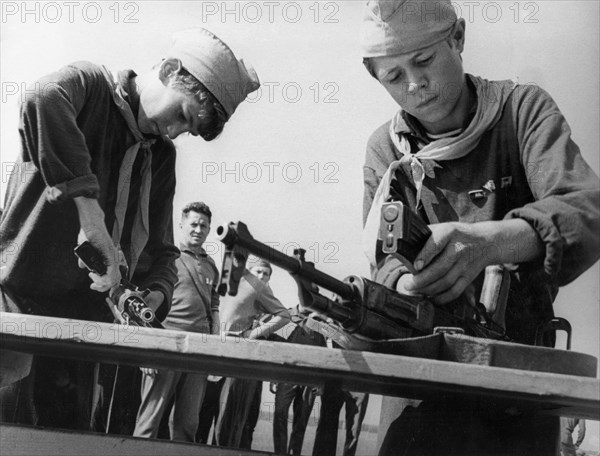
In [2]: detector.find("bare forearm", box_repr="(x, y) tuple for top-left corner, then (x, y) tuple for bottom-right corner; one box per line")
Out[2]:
(74, 196), (105, 232)
(74, 196), (120, 291)
(474, 218), (544, 267)
(248, 314), (290, 340)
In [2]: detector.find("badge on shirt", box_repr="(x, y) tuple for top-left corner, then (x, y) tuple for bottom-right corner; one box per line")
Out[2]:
(482, 180), (496, 193)
(469, 179), (502, 201)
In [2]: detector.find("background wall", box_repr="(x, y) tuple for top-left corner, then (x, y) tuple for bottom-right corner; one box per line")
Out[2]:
(1, 1), (598, 452)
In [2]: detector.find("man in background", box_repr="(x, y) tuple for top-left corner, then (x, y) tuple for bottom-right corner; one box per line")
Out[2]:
(312, 345), (369, 456)
(240, 260), (282, 450)
(215, 259), (290, 448)
(134, 202), (220, 442)
(272, 305), (326, 456)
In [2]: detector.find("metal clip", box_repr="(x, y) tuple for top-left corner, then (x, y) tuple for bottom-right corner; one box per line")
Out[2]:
(379, 202), (407, 254)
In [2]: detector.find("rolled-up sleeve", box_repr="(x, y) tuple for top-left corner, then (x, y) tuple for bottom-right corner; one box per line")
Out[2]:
(19, 64), (101, 203)
(505, 86), (600, 285)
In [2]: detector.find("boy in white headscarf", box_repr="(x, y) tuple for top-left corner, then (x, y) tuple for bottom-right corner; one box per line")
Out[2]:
(360, 1), (599, 454)
(0, 28), (259, 431)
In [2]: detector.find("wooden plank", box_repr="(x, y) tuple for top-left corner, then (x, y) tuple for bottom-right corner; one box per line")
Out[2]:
(0, 424), (270, 456)
(1, 313), (599, 419)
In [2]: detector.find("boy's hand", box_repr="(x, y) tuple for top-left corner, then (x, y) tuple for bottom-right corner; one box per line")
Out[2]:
(403, 219), (543, 305)
(395, 273), (420, 296)
(403, 222), (490, 304)
(74, 197), (121, 292)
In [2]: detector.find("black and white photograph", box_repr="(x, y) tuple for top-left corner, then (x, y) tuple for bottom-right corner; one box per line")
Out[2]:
(1, 1), (599, 455)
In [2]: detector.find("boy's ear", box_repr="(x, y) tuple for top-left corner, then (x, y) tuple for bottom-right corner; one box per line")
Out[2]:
(451, 18), (466, 54)
(158, 58), (183, 84)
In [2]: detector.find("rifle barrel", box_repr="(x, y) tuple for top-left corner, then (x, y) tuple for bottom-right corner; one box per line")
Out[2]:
(217, 223), (355, 300)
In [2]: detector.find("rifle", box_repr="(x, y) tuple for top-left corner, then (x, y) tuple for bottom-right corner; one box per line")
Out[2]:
(74, 241), (163, 329)
(216, 218), (509, 344)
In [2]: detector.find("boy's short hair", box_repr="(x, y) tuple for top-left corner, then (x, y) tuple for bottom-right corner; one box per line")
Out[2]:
(170, 67), (228, 141)
(250, 259), (272, 276)
(182, 201), (212, 222)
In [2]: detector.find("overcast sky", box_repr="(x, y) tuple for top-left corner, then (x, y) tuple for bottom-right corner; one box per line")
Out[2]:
(1, 0), (599, 450)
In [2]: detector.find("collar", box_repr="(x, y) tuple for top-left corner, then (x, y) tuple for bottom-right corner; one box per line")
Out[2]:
(115, 69), (161, 140)
(179, 243), (208, 258)
(115, 70), (139, 119)
(289, 305), (311, 325)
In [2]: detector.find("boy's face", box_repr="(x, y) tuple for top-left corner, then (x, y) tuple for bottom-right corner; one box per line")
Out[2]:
(138, 59), (206, 140)
(371, 21), (467, 133)
(180, 210), (211, 249)
(250, 265), (271, 284)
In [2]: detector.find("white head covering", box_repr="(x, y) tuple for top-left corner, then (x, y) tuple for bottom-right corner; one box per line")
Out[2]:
(167, 28), (260, 119)
(360, 0), (457, 58)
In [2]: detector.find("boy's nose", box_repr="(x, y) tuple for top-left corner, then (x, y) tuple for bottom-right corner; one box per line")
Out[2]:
(406, 71), (427, 94)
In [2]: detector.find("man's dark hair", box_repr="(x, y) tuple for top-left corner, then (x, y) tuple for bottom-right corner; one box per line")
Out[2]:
(182, 201), (212, 222)
(170, 67), (228, 141)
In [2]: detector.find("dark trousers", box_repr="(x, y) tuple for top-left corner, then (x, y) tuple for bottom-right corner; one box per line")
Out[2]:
(214, 377), (260, 448)
(0, 287), (113, 432)
(378, 397), (560, 456)
(97, 365), (141, 435)
(0, 355), (97, 431)
(196, 377), (224, 444)
(312, 386), (369, 456)
(273, 383), (317, 455)
(240, 381), (262, 449)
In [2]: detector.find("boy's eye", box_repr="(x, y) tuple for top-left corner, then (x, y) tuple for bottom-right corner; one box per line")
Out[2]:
(416, 55), (433, 65)
(387, 72), (402, 84)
